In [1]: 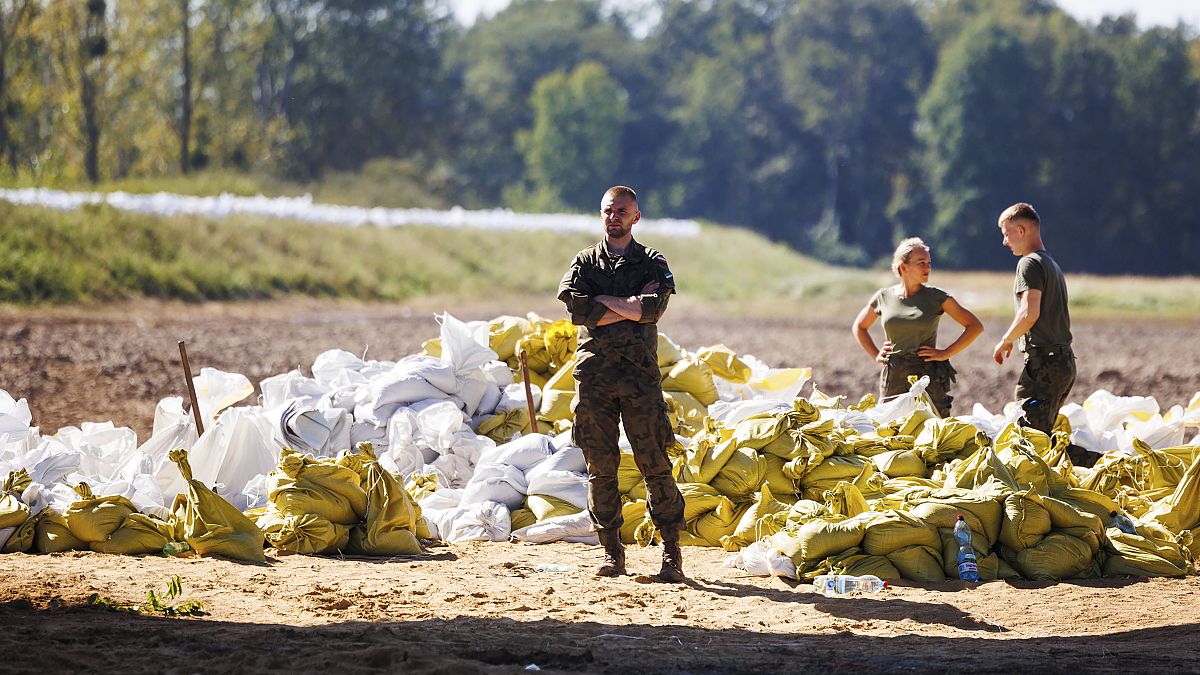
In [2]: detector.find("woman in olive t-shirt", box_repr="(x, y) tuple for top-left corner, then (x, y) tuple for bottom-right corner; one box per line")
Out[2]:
(852, 238), (983, 417)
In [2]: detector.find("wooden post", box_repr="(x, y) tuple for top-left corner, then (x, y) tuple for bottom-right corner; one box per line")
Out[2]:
(519, 349), (539, 435)
(178, 340), (205, 436)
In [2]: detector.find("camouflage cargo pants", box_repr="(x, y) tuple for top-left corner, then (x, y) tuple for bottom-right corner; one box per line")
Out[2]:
(572, 351), (685, 535)
(1015, 348), (1077, 435)
(880, 355), (956, 418)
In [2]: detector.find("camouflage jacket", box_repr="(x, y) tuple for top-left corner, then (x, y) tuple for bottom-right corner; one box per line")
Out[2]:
(557, 238), (675, 362)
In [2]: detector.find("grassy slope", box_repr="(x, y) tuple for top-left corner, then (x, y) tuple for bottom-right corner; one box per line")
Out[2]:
(2, 198), (1198, 317)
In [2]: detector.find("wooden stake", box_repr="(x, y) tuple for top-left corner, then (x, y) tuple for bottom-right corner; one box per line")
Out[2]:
(178, 340), (205, 436)
(519, 349), (539, 435)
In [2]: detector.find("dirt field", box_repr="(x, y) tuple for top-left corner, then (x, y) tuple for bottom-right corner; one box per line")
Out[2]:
(2, 299), (1199, 673)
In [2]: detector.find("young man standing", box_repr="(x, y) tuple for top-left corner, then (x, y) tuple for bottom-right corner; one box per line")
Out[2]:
(992, 203), (1077, 438)
(557, 185), (686, 583)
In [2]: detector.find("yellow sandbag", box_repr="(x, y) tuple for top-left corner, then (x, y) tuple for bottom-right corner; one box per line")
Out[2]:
(771, 514), (870, 565)
(91, 513), (174, 555)
(510, 507), (537, 532)
(878, 409), (934, 439)
(825, 548), (902, 580)
(663, 391), (708, 427)
(542, 319), (578, 369)
(913, 419), (980, 464)
(766, 415), (835, 464)
(0, 493), (30, 529)
(170, 448), (266, 562)
(488, 315), (533, 361)
(1103, 531), (1191, 577)
(539, 358), (576, 424)
(680, 483), (726, 522)
(763, 455), (800, 496)
(886, 544), (945, 581)
(527, 494), (583, 522)
(726, 485), (791, 549)
(1014, 532), (1095, 580)
(476, 407), (530, 443)
(269, 447), (368, 526)
(618, 450), (646, 499)
(661, 356), (719, 406)
(872, 449), (928, 478)
(1041, 495), (1105, 537)
(34, 509), (86, 553)
(710, 447), (767, 500)
(345, 443), (424, 556)
(824, 482), (869, 518)
(794, 454), (869, 485)
(683, 420), (737, 484)
(619, 500), (648, 545)
(657, 333), (685, 368)
(862, 510), (941, 556)
(1144, 455), (1200, 534)
(64, 483), (137, 543)
(911, 491), (1004, 544)
(517, 331), (553, 375)
(685, 495), (739, 547)
(996, 422), (1053, 457)
(937, 527), (999, 580)
(264, 512), (351, 554)
(696, 344), (751, 384)
(1, 513), (35, 553)
(998, 490), (1052, 551)
(2, 469), (31, 497)
(1054, 487), (1121, 523)
(421, 337), (442, 357)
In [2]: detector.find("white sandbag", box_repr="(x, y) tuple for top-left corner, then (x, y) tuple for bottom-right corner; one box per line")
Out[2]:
(460, 463), (527, 509)
(1124, 408), (1186, 450)
(510, 510), (597, 544)
(187, 407), (278, 511)
(707, 400), (790, 426)
(720, 355), (811, 402)
(525, 469), (589, 509)
(824, 408), (876, 435)
(477, 434), (555, 472)
(435, 500), (511, 542)
(0, 389), (33, 435)
(260, 370), (329, 410)
(1082, 390), (1160, 432)
(529, 445), (587, 475)
(193, 367), (254, 423)
(863, 376), (932, 425)
(437, 313), (498, 373)
(55, 422), (138, 483)
(242, 473), (270, 510)
(278, 402), (351, 457)
(722, 541), (797, 579)
(134, 417), (197, 503)
(495, 383), (541, 416)
(18, 437), (79, 486)
(318, 384), (360, 414)
(312, 349), (366, 384)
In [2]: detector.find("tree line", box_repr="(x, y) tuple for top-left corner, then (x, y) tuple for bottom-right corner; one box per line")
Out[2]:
(2, 0), (1198, 273)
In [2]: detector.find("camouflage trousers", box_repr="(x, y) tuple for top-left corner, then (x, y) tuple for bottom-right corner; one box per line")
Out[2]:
(880, 354), (956, 418)
(1015, 347), (1077, 435)
(572, 351), (685, 535)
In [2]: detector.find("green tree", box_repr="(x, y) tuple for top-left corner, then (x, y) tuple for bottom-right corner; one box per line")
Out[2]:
(775, 0), (935, 263)
(515, 61), (627, 210)
(919, 18), (1040, 268)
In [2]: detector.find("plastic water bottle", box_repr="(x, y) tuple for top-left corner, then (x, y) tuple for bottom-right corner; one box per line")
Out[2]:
(812, 574), (888, 597)
(534, 563), (576, 573)
(163, 541), (191, 557)
(953, 515), (980, 582)
(1108, 511), (1137, 534)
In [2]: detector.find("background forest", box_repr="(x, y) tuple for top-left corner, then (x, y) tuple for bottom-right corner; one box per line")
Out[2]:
(1, 0), (1198, 273)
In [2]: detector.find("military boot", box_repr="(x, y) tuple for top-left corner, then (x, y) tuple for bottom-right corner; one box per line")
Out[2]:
(595, 529), (625, 577)
(657, 528), (685, 583)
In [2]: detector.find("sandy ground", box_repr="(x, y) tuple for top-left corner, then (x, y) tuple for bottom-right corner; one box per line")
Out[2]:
(2, 299), (1199, 673)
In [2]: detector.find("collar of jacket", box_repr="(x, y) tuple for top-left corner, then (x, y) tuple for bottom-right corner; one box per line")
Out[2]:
(598, 238), (647, 270)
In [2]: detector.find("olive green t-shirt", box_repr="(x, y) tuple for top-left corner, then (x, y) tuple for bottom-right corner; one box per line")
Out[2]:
(870, 285), (949, 355)
(1014, 250), (1072, 351)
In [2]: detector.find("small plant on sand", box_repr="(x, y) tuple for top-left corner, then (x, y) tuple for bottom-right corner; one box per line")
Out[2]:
(87, 575), (205, 617)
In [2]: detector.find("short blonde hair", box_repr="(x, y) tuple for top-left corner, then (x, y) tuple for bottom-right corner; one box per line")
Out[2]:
(891, 237), (929, 277)
(999, 202), (1040, 227)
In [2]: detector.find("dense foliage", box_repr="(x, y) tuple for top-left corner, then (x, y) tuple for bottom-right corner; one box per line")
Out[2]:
(2, 0), (1198, 273)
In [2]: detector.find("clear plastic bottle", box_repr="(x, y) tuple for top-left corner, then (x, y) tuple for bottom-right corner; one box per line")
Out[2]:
(163, 541), (191, 557)
(811, 574), (888, 597)
(534, 563), (576, 573)
(1108, 511), (1137, 534)
(953, 515), (980, 582)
